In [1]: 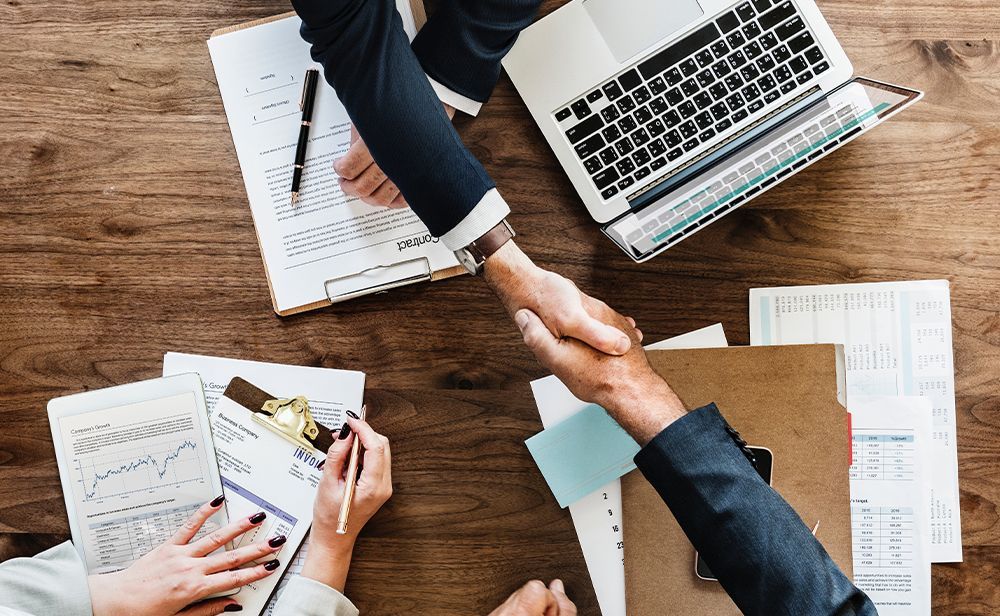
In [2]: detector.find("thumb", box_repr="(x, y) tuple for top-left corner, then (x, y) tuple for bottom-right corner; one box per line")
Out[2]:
(569, 311), (632, 356)
(515, 309), (560, 364)
(175, 598), (242, 615)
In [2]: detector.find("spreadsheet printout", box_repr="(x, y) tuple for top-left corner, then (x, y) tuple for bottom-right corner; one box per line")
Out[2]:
(749, 280), (961, 562)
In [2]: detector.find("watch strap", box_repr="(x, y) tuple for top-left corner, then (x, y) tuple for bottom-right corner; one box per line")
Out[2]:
(468, 220), (515, 262)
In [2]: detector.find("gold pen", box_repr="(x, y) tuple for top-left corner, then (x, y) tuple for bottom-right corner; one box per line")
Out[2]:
(336, 405), (366, 534)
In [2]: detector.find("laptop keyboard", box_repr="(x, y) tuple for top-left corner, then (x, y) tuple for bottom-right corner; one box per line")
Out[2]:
(556, 0), (831, 200)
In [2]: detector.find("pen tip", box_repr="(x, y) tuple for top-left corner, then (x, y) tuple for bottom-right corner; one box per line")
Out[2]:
(291, 192), (299, 206)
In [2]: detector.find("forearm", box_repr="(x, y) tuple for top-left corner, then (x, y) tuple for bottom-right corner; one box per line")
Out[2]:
(413, 0), (543, 102)
(292, 0), (495, 237)
(636, 405), (875, 616)
(299, 539), (355, 593)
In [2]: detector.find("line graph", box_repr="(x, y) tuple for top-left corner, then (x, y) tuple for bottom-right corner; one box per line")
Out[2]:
(76, 439), (205, 501)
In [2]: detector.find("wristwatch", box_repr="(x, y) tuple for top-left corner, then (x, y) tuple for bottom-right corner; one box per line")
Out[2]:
(453, 219), (515, 276)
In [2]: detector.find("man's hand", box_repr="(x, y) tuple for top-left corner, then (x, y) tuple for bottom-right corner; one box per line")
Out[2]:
(334, 104), (457, 208)
(488, 580), (576, 616)
(484, 241), (640, 356)
(514, 302), (687, 445)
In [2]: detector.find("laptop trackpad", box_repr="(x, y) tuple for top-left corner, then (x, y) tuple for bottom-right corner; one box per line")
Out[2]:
(584, 0), (705, 63)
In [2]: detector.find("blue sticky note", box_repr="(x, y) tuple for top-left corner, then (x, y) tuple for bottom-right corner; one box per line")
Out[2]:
(525, 404), (641, 508)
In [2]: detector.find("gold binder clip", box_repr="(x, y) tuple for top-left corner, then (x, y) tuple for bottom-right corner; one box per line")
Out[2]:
(254, 396), (320, 453)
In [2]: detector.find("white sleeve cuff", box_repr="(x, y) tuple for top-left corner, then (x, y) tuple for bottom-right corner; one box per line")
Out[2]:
(269, 576), (359, 616)
(426, 76), (484, 117)
(439, 188), (511, 251)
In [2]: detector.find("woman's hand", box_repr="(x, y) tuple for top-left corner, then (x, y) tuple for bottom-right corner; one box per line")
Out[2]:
(489, 580), (577, 615)
(300, 416), (393, 592)
(88, 497), (285, 616)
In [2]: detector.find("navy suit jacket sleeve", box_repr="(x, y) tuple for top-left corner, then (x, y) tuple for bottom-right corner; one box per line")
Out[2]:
(412, 0), (542, 102)
(634, 404), (878, 616)
(291, 0), (496, 237)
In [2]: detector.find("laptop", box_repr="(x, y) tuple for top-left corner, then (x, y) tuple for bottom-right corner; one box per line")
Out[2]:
(502, 0), (921, 262)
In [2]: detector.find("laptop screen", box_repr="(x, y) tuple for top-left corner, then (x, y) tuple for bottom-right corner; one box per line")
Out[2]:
(602, 78), (921, 262)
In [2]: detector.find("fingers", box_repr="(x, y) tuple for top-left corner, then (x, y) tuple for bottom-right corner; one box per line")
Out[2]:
(333, 129), (373, 180)
(323, 428), (356, 481)
(565, 310), (632, 355)
(188, 512), (267, 557)
(515, 580), (559, 614)
(549, 579), (577, 615)
(201, 560), (279, 597)
(170, 496), (226, 545)
(200, 535), (285, 574)
(347, 418), (391, 483)
(175, 598), (242, 616)
(337, 163), (386, 199)
(515, 309), (562, 366)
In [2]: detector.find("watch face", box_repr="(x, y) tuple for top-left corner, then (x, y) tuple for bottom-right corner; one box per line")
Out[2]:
(455, 249), (479, 275)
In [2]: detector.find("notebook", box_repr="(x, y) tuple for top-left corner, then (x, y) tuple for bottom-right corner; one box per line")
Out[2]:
(208, 2), (464, 315)
(622, 345), (852, 615)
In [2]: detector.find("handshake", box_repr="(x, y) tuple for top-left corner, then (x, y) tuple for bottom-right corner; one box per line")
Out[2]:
(484, 241), (688, 447)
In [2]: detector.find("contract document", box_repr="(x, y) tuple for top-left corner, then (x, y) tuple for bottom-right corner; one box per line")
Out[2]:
(529, 324), (728, 616)
(849, 396), (932, 615)
(208, 7), (461, 315)
(749, 280), (961, 562)
(162, 352), (365, 612)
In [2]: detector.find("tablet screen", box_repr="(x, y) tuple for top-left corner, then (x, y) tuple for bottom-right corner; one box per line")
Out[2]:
(56, 391), (220, 573)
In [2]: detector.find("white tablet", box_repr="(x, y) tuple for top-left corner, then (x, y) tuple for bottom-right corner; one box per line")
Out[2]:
(48, 373), (228, 575)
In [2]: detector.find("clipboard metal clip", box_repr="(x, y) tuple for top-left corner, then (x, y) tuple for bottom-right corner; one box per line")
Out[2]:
(254, 396), (320, 453)
(324, 256), (432, 304)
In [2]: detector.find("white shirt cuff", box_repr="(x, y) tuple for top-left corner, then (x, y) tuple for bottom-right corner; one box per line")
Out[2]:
(426, 75), (483, 117)
(439, 188), (511, 251)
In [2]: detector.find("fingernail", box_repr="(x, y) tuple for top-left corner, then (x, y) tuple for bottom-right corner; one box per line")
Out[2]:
(317, 460), (325, 470)
(264, 559), (280, 571)
(615, 336), (630, 354)
(338, 422), (351, 439)
(346, 410), (359, 420)
(210, 494), (225, 507)
(224, 604), (243, 612)
(551, 579), (565, 593)
(514, 309), (530, 330)
(249, 512), (266, 524)
(268, 535), (287, 548)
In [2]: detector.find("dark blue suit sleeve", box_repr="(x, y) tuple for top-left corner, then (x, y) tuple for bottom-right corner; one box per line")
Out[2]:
(634, 404), (877, 616)
(291, 0), (496, 237)
(412, 0), (542, 102)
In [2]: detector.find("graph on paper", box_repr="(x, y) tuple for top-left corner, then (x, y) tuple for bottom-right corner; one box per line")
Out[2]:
(76, 438), (205, 501)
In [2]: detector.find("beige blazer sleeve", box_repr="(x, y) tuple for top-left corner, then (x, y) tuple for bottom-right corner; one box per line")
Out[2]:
(0, 541), (92, 616)
(269, 576), (360, 616)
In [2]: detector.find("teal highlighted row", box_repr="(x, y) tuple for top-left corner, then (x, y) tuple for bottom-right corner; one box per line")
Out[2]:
(651, 102), (890, 244)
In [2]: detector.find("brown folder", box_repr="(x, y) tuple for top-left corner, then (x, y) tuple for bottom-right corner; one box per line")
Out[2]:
(622, 344), (851, 615)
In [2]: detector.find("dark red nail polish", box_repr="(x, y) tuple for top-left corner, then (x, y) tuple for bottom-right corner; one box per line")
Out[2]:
(268, 535), (286, 548)
(317, 460), (325, 470)
(346, 410), (360, 420)
(224, 605), (243, 612)
(210, 494), (225, 507)
(249, 512), (266, 524)
(338, 422), (351, 439)
(264, 559), (280, 571)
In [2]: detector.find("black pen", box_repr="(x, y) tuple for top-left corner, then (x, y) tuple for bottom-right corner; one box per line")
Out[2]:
(291, 68), (320, 205)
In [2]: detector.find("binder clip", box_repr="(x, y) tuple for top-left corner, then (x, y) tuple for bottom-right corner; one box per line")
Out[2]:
(254, 396), (320, 453)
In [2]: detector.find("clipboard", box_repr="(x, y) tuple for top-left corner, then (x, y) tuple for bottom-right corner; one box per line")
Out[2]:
(210, 4), (465, 316)
(222, 376), (336, 454)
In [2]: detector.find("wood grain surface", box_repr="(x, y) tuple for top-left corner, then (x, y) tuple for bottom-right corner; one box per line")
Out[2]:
(1, 0), (998, 613)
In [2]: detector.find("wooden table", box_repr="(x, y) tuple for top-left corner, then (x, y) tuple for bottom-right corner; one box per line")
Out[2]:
(1, 0), (997, 613)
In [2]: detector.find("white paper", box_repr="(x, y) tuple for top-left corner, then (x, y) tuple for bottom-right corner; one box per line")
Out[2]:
(849, 396), (932, 615)
(207, 7), (459, 313)
(162, 352), (365, 612)
(749, 280), (961, 562)
(529, 324), (729, 616)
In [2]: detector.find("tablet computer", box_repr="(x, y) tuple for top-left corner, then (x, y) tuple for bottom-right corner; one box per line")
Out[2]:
(48, 373), (229, 575)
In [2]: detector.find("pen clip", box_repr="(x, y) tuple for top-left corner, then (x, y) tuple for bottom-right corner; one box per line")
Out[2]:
(299, 71), (310, 111)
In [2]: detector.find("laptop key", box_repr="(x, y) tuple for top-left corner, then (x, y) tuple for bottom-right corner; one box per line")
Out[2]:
(796, 70), (813, 85)
(574, 133), (605, 158)
(665, 129), (682, 147)
(682, 138), (699, 152)
(725, 73), (744, 90)
(679, 120), (697, 138)
(663, 110), (681, 128)
(678, 101), (697, 118)
(664, 68), (683, 86)
(789, 31), (815, 54)
(602, 124), (622, 143)
(780, 81), (796, 94)
(635, 106), (653, 124)
(679, 59), (698, 76)
(747, 99), (764, 113)
(649, 76), (668, 94)
(618, 115), (638, 133)
(711, 40), (729, 59)
(733, 109), (749, 122)
(727, 49), (748, 68)
(774, 65), (793, 82)
(773, 44), (791, 63)
(805, 46), (824, 65)
(694, 92), (713, 110)
(775, 17), (805, 41)
(565, 114), (604, 144)
(615, 137), (635, 156)
(602, 81), (624, 101)
(715, 118), (733, 132)
(745, 41), (763, 60)
(592, 166), (620, 189)
(667, 147), (684, 161)
(763, 89), (780, 103)
(633, 85), (652, 104)
(742, 22), (762, 39)
(638, 22), (721, 79)
(695, 111), (713, 129)
(649, 96), (668, 115)
(741, 64), (761, 82)
(601, 185), (619, 199)
(726, 92), (746, 110)
(571, 99), (592, 119)
(696, 49), (715, 67)
(790, 56), (808, 73)
(555, 108), (572, 121)
(616, 96), (637, 113)
(710, 82), (728, 101)
(615, 158), (636, 175)
(760, 32), (778, 50)
(756, 54), (776, 72)
(584, 155), (603, 174)
(635, 166), (652, 180)
(632, 128), (651, 145)
(647, 119), (667, 137)
(711, 60), (732, 79)
(618, 69), (642, 91)
(698, 128), (716, 142)
(632, 147), (652, 167)
(599, 146), (619, 165)
(726, 31), (746, 49)
(717, 11), (740, 33)
(587, 89), (604, 103)
(617, 176), (635, 190)
(710, 102), (729, 120)
(741, 83), (762, 101)
(735, 2), (756, 21)
(665, 87), (684, 105)
(752, 0), (771, 10)
(814, 61), (830, 74)
(648, 137), (667, 156)
(696, 69), (715, 88)
(650, 156), (668, 171)
(601, 105), (621, 122)
(758, 1), (795, 30)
